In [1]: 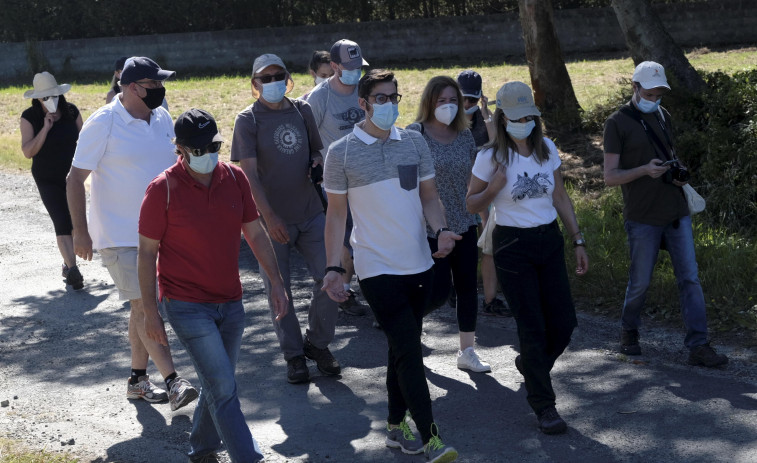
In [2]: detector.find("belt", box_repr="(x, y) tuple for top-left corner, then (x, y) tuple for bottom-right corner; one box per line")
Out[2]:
(495, 220), (558, 235)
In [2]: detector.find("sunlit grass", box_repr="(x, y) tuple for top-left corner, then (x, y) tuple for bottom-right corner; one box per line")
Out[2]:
(0, 439), (79, 463)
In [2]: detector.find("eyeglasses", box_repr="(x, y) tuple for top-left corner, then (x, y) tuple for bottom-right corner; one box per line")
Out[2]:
(368, 93), (402, 104)
(507, 115), (536, 123)
(254, 72), (288, 84)
(41, 95), (58, 101)
(184, 141), (222, 157)
(464, 97), (479, 105)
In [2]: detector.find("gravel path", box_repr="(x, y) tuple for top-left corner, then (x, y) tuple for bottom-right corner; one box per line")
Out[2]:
(1, 169), (756, 463)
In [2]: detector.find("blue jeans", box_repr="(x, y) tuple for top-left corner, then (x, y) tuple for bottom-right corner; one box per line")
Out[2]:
(622, 215), (708, 349)
(162, 298), (263, 463)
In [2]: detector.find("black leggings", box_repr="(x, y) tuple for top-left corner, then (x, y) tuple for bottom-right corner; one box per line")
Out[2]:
(426, 226), (479, 332)
(34, 176), (73, 236)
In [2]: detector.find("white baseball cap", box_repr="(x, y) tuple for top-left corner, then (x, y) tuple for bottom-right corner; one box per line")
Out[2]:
(632, 61), (670, 90)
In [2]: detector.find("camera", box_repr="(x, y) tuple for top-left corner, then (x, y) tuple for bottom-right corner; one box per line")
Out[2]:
(662, 161), (690, 184)
(310, 163), (323, 184)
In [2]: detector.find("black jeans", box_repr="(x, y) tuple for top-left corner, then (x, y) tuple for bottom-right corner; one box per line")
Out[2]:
(492, 221), (577, 414)
(426, 225), (479, 332)
(359, 269), (436, 443)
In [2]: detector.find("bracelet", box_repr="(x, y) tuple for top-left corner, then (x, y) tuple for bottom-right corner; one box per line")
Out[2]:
(435, 227), (450, 239)
(325, 266), (346, 274)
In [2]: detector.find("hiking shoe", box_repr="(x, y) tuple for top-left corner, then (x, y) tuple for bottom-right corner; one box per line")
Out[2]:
(688, 342), (728, 368)
(456, 347), (491, 373)
(287, 355), (310, 384)
(126, 375), (168, 403)
(482, 298), (511, 317)
(424, 424), (458, 462)
(537, 406), (567, 434)
(64, 264), (84, 291)
(386, 420), (423, 455)
(61, 263), (69, 278)
(620, 329), (642, 356)
(338, 290), (369, 316)
(169, 377), (199, 411)
(189, 453), (220, 463)
(303, 337), (341, 376)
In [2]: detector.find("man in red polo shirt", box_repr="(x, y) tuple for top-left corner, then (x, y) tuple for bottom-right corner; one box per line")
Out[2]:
(137, 108), (287, 463)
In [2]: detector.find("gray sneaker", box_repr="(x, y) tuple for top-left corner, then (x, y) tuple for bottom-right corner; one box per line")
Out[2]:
(424, 423), (458, 463)
(386, 420), (423, 455)
(169, 377), (199, 411)
(126, 375), (168, 403)
(338, 290), (369, 316)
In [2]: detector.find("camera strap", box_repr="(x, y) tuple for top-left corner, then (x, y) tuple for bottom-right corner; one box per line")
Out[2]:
(619, 104), (676, 161)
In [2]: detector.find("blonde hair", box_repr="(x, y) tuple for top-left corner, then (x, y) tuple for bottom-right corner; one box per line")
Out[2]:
(484, 108), (550, 167)
(414, 76), (469, 133)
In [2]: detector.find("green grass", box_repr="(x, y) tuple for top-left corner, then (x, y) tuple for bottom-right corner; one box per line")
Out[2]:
(0, 439), (79, 463)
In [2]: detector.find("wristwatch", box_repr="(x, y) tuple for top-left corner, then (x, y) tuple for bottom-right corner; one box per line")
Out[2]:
(436, 227), (450, 239)
(573, 238), (586, 248)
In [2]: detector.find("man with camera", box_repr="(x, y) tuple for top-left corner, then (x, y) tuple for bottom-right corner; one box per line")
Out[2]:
(231, 54), (341, 384)
(603, 61), (727, 368)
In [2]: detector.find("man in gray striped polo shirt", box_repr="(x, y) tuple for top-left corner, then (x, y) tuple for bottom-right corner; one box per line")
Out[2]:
(322, 69), (459, 463)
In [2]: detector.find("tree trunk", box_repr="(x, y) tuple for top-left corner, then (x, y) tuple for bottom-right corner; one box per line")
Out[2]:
(518, 0), (582, 133)
(611, 0), (705, 93)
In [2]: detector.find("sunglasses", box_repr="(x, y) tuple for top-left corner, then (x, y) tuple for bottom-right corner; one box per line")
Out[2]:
(183, 141), (222, 157)
(41, 95), (58, 101)
(254, 72), (288, 84)
(507, 115), (536, 123)
(464, 97), (479, 105)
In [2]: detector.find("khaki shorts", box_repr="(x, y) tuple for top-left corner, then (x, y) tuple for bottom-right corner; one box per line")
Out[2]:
(100, 247), (142, 301)
(477, 214), (496, 255)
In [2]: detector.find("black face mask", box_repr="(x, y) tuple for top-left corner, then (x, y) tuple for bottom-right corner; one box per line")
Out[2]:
(141, 86), (166, 110)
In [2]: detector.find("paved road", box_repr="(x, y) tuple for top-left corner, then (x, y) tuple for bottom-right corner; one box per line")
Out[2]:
(1, 170), (756, 463)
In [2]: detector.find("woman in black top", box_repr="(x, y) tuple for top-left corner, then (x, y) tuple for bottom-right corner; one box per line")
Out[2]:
(106, 56), (128, 104)
(20, 71), (84, 289)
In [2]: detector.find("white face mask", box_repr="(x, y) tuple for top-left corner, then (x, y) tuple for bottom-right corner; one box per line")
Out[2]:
(42, 96), (59, 113)
(434, 103), (458, 126)
(506, 120), (536, 140)
(188, 151), (219, 174)
(314, 76), (328, 85)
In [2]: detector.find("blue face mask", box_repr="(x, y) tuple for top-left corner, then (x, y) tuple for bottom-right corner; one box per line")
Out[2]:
(261, 80), (287, 103)
(506, 120), (536, 140)
(464, 105), (478, 115)
(339, 68), (362, 86)
(636, 94), (661, 113)
(188, 152), (219, 174)
(370, 102), (399, 131)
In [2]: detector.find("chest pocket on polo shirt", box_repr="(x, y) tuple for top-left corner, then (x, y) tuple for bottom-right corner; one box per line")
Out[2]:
(397, 164), (418, 191)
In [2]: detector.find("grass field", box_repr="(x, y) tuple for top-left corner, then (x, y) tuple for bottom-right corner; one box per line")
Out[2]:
(1, 47), (755, 171)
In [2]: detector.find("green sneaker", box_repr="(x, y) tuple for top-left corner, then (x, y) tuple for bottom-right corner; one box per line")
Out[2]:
(424, 423), (458, 462)
(386, 419), (423, 455)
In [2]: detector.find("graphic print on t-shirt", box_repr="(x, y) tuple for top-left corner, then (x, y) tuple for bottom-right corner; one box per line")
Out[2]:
(273, 123), (302, 155)
(511, 171), (552, 202)
(334, 107), (365, 131)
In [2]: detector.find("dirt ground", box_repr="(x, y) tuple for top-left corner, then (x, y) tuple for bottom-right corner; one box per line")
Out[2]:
(2, 168), (757, 463)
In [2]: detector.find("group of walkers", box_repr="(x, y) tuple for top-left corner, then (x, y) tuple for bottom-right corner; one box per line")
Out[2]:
(19, 36), (728, 462)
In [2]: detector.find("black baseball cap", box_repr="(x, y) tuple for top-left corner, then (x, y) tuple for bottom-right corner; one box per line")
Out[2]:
(174, 108), (223, 149)
(120, 57), (175, 85)
(457, 70), (482, 99)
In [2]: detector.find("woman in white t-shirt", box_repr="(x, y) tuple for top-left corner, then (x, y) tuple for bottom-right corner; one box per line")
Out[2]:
(466, 81), (588, 435)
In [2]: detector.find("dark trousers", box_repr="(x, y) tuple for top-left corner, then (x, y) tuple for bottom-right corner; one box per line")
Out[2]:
(426, 226), (479, 332)
(492, 221), (577, 414)
(359, 269), (436, 443)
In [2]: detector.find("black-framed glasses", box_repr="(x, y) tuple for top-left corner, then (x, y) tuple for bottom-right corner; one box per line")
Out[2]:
(254, 72), (288, 84)
(185, 141), (222, 157)
(41, 95), (58, 101)
(508, 115), (536, 123)
(464, 97), (479, 105)
(369, 93), (402, 104)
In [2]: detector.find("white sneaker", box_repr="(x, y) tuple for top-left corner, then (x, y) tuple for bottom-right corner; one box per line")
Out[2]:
(456, 347), (491, 373)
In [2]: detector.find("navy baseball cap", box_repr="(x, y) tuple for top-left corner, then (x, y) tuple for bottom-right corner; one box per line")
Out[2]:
(174, 108), (223, 149)
(120, 57), (175, 85)
(457, 70), (482, 99)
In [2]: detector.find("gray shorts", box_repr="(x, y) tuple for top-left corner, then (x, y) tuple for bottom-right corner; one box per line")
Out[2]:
(100, 247), (142, 301)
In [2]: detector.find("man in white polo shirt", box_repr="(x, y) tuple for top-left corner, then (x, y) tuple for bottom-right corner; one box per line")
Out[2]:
(322, 69), (459, 463)
(66, 56), (198, 411)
